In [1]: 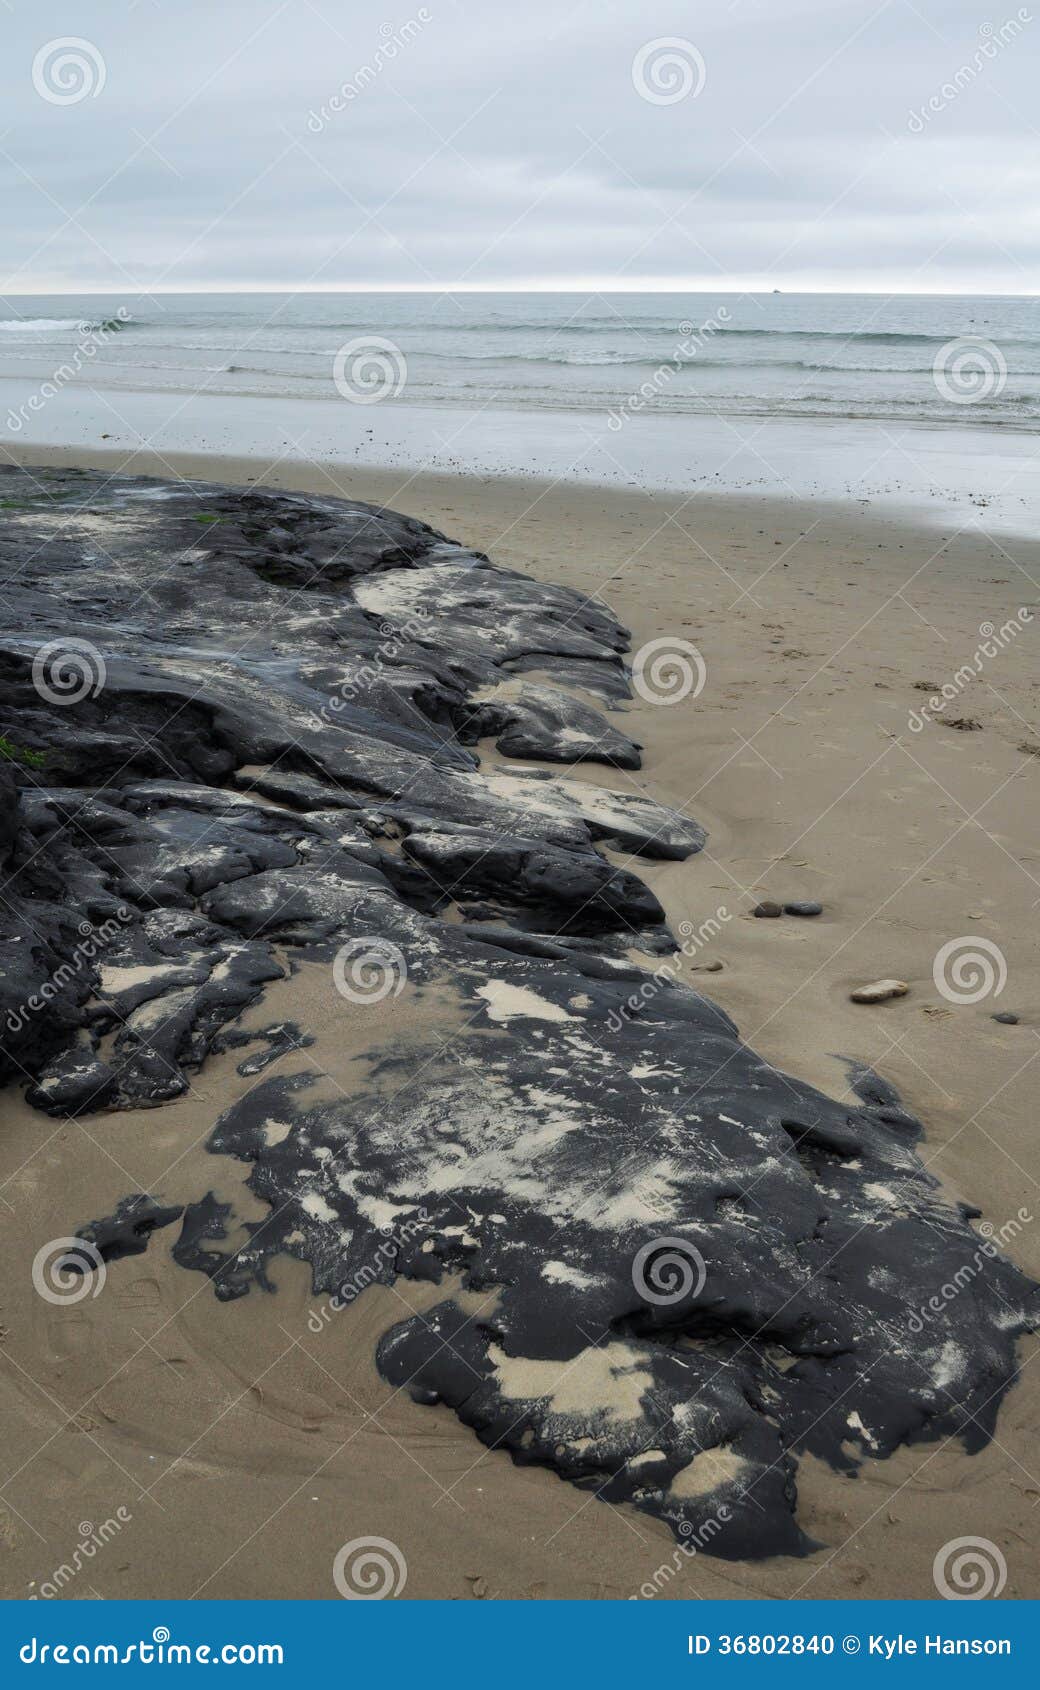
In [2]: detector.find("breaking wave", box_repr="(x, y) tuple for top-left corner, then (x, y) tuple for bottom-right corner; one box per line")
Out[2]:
(0, 316), (132, 334)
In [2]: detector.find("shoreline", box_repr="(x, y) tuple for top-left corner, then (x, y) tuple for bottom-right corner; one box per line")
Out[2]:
(1, 449), (1038, 1598)
(4, 384), (1040, 539)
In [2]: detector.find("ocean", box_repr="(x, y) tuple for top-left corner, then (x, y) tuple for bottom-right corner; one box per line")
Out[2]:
(1, 291), (1037, 429)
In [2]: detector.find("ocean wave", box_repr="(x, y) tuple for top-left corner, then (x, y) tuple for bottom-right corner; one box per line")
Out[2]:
(217, 318), (1040, 344)
(430, 349), (1040, 372)
(5, 360), (1034, 427)
(124, 355), (1039, 404)
(657, 325), (1040, 346)
(0, 316), (132, 334)
(393, 379), (1040, 422)
(158, 318), (1040, 347)
(192, 346), (1040, 375)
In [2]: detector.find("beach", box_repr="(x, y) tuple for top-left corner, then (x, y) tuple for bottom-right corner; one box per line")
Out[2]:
(4, 0), (1040, 1653)
(2, 441), (1038, 1599)
(4, 289), (1040, 540)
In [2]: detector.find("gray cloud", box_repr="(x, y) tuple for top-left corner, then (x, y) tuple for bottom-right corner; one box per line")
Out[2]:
(2, 0), (1038, 291)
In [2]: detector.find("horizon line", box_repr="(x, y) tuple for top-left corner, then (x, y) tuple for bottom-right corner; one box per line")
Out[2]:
(2, 283), (1038, 299)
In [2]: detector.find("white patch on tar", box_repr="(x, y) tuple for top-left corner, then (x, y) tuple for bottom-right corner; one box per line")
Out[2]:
(489, 1340), (652, 1424)
(476, 981), (577, 1023)
(933, 1341), (967, 1391)
(846, 1410), (878, 1449)
(863, 1182), (898, 1205)
(301, 1192), (337, 1223)
(542, 1261), (599, 1290)
(669, 1446), (748, 1499)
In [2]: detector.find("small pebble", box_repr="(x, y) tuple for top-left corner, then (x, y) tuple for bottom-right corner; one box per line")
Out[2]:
(784, 900), (823, 917)
(992, 1012), (1019, 1025)
(752, 901), (784, 918)
(850, 979), (909, 1003)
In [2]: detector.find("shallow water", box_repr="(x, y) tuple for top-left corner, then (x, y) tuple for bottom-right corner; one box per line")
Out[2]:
(2, 290), (1039, 427)
(6, 381), (1040, 541)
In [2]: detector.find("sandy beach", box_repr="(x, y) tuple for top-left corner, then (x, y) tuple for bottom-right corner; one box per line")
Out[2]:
(2, 442), (1038, 1600)
(5, 0), (1040, 1662)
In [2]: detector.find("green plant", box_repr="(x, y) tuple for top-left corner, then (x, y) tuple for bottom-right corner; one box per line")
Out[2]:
(0, 735), (46, 768)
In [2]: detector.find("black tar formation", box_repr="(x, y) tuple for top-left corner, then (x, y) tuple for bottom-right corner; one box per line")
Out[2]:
(1, 466), (1035, 1559)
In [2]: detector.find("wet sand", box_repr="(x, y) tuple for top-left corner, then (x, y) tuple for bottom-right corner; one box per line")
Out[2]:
(2, 443), (1039, 1599)
(5, 383), (1040, 542)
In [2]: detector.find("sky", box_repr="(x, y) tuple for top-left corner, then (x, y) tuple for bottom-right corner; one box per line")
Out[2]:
(1, 0), (1037, 294)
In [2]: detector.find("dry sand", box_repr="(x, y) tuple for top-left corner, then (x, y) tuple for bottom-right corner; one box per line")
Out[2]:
(2, 442), (1039, 1600)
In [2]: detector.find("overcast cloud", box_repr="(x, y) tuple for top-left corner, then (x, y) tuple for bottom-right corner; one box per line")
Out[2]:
(1, 0), (1037, 293)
